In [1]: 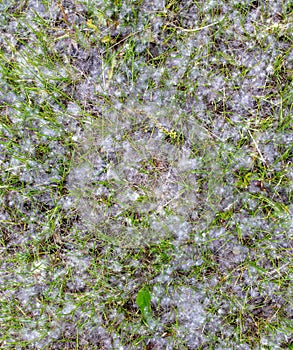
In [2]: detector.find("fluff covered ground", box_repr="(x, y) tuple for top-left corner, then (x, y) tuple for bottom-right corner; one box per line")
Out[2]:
(0, 0), (292, 349)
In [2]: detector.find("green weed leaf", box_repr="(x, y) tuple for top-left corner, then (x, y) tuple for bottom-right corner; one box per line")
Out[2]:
(136, 286), (153, 323)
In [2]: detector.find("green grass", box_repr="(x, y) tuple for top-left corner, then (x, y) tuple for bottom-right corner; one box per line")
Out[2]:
(0, 0), (292, 349)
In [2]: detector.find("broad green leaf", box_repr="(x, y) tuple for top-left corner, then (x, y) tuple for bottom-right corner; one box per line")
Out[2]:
(136, 286), (153, 323)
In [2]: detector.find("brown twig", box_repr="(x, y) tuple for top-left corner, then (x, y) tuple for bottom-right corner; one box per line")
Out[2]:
(57, 1), (68, 24)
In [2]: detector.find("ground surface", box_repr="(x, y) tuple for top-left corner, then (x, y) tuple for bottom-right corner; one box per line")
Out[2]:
(0, 0), (292, 349)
